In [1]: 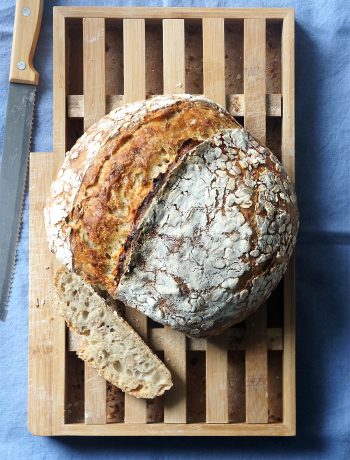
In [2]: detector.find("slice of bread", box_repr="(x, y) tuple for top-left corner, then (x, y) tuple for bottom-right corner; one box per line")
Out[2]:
(54, 268), (172, 398)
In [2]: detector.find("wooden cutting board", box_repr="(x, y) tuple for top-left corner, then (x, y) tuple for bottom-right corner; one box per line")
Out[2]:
(28, 7), (295, 436)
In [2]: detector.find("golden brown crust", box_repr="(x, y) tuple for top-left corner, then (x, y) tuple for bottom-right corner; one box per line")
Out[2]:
(69, 100), (239, 294)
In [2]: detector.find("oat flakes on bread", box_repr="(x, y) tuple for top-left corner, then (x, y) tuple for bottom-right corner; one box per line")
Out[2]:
(54, 267), (172, 398)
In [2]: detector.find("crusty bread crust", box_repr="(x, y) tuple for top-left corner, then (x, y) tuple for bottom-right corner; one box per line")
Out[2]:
(45, 95), (239, 294)
(54, 268), (172, 398)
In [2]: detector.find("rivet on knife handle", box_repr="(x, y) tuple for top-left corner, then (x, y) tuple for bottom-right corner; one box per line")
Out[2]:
(9, 0), (43, 85)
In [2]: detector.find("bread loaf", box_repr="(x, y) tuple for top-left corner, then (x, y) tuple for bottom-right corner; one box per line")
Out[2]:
(54, 268), (172, 398)
(45, 95), (298, 339)
(116, 128), (298, 336)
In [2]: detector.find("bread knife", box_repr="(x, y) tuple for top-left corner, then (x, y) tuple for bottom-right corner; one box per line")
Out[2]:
(0, 0), (43, 320)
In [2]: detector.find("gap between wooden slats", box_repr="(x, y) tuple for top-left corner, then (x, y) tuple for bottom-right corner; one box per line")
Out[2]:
(82, 17), (107, 425)
(162, 18), (187, 423)
(243, 18), (269, 424)
(123, 18), (148, 424)
(202, 17), (228, 423)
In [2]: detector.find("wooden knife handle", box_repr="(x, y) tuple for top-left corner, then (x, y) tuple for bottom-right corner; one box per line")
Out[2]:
(9, 0), (44, 85)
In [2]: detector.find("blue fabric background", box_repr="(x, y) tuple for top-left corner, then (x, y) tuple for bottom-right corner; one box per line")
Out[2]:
(0, 1), (349, 459)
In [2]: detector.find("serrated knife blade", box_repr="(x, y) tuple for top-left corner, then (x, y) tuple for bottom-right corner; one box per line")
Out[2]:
(0, 83), (36, 320)
(0, 0), (43, 320)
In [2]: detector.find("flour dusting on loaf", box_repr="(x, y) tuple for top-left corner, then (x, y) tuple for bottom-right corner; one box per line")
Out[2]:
(45, 95), (239, 293)
(116, 128), (298, 336)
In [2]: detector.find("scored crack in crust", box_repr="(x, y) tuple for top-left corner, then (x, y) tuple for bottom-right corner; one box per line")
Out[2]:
(44, 95), (239, 294)
(116, 128), (299, 337)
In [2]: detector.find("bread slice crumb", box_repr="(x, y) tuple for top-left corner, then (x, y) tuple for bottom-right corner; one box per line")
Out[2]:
(54, 268), (172, 399)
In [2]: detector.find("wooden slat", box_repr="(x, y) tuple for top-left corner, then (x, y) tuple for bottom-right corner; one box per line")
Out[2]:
(123, 18), (147, 424)
(83, 18), (106, 126)
(281, 9), (296, 435)
(123, 19), (146, 102)
(203, 18), (225, 107)
(281, 11), (295, 183)
(66, 93), (282, 118)
(245, 305), (268, 423)
(58, 421), (293, 436)
(83, 17), (107, 425)
(244, 18), (268, 424)
(28, 153), (55, 435)
(51, 10), (67, 435)
(162, 18), (187, 424)
(229, 93), (281, 117)
(56, 7), (292, 20)
(281, 10), (296, 430)
(69, 327), (283, 352)
(53, 10), (67, 166)
(202, 17), (228, 423)
(244, 19), (266, 142)
(205, 336), (229, 423)
(163, 19), (185, 92)
(163, 327), (186, 423)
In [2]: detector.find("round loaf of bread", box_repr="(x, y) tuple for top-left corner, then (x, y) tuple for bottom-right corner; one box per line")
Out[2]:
(45, 95), (298, 337)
